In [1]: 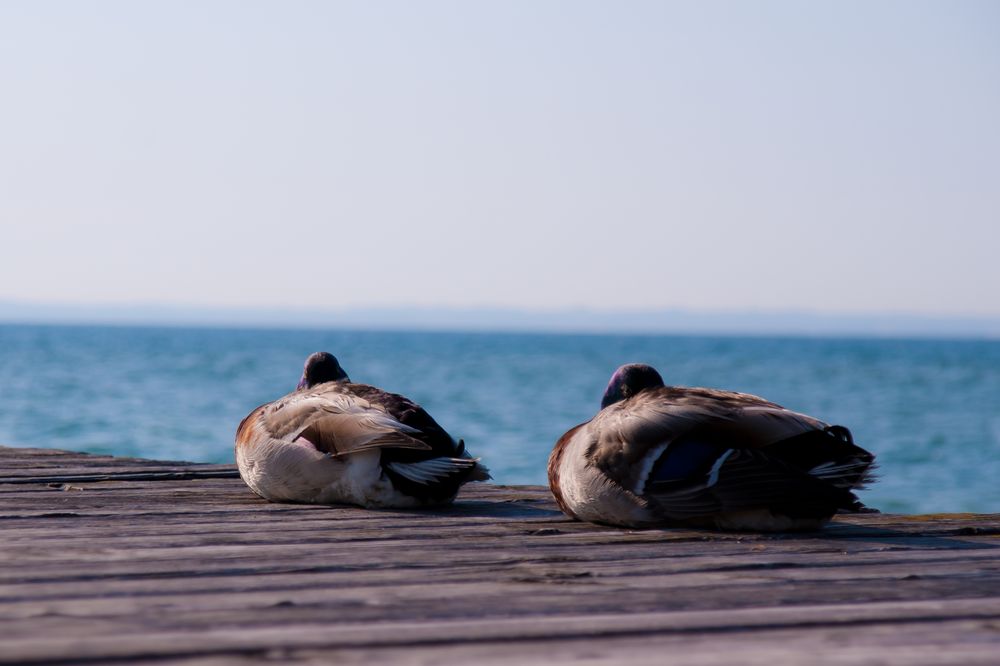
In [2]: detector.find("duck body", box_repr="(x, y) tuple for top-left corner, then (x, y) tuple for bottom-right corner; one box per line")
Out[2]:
(548, 364), (876, 531)
(236, 353), (489, 508)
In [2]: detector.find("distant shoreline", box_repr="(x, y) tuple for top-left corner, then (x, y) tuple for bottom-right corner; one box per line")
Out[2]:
(1, 302), (998, 340)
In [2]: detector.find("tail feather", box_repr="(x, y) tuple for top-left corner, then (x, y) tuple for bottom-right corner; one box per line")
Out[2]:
(767, 425), (875, 491)
(467, 460), (492, 482)
(808, 459), (877, 489)
(386, 457), (478, 485)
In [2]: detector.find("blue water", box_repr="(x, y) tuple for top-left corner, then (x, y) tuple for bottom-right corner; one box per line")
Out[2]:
(0, 324), (997, 514)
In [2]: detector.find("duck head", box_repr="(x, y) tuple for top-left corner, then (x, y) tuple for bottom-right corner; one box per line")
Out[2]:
(297, 352), (350, 390)
(600, 363), (665, 409)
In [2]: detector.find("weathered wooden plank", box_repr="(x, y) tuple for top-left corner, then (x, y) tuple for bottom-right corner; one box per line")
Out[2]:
(0, 445), (237, 481)
(3, 570), (999, 636)
(2, 598), (999, 664)
(2, 536), (995, 594)
(0, 470), (241, 484)
(185, 619), (1000, 666)
(2, 565), (995, 623)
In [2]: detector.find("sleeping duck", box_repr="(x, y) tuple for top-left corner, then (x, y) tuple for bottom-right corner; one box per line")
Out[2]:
(236, 352), (490, 508)
(548, 364), (876, 531)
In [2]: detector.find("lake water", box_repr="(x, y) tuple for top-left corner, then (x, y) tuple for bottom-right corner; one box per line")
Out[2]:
(1, 323), (997, 514)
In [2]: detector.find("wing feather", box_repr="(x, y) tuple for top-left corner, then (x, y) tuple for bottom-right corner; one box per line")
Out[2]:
(646, 449), (855, 520)
(589, 387), (826, 492)
(260, 390), (430, 457)
(385, 457), (482, 485)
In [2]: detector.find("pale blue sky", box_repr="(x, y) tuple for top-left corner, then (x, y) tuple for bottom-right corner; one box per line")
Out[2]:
(1, 1), (998, 317)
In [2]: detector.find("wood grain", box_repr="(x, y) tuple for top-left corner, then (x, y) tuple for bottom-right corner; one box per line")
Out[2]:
(1, 444), (999, 664)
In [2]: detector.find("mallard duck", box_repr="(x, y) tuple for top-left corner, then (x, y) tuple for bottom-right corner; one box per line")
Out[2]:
(236, 352), (490, 508)
(548, 364), (876, 531)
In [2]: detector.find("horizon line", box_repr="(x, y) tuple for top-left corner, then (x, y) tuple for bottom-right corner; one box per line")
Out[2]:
(1, 300), (999, 340)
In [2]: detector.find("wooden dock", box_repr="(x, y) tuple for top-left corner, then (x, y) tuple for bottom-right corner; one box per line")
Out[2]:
(2, 445), (999, 664)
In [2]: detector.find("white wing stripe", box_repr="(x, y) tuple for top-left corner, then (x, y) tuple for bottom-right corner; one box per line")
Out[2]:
(706, 449), (735, 487)
(633, 441), (670, 493)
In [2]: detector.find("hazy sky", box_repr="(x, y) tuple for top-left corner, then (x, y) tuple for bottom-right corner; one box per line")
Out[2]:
(1, 1), (998, 316)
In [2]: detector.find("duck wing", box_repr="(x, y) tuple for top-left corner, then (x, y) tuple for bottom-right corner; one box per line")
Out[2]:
(587, 387), (824, 490)
(343, 383), (461, 452)
(255, 387), (432, 457)
(644, 447), (858, 522)
(329, 383), (490, 499)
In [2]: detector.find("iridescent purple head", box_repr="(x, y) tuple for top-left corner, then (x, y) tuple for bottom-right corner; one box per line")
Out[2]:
(297, 352), (350, 390)
(600, 363), (665, 409)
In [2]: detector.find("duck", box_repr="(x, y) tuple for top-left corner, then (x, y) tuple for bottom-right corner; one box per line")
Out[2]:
(235, 352), (490, 508)
(548, 363), (876, 531)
